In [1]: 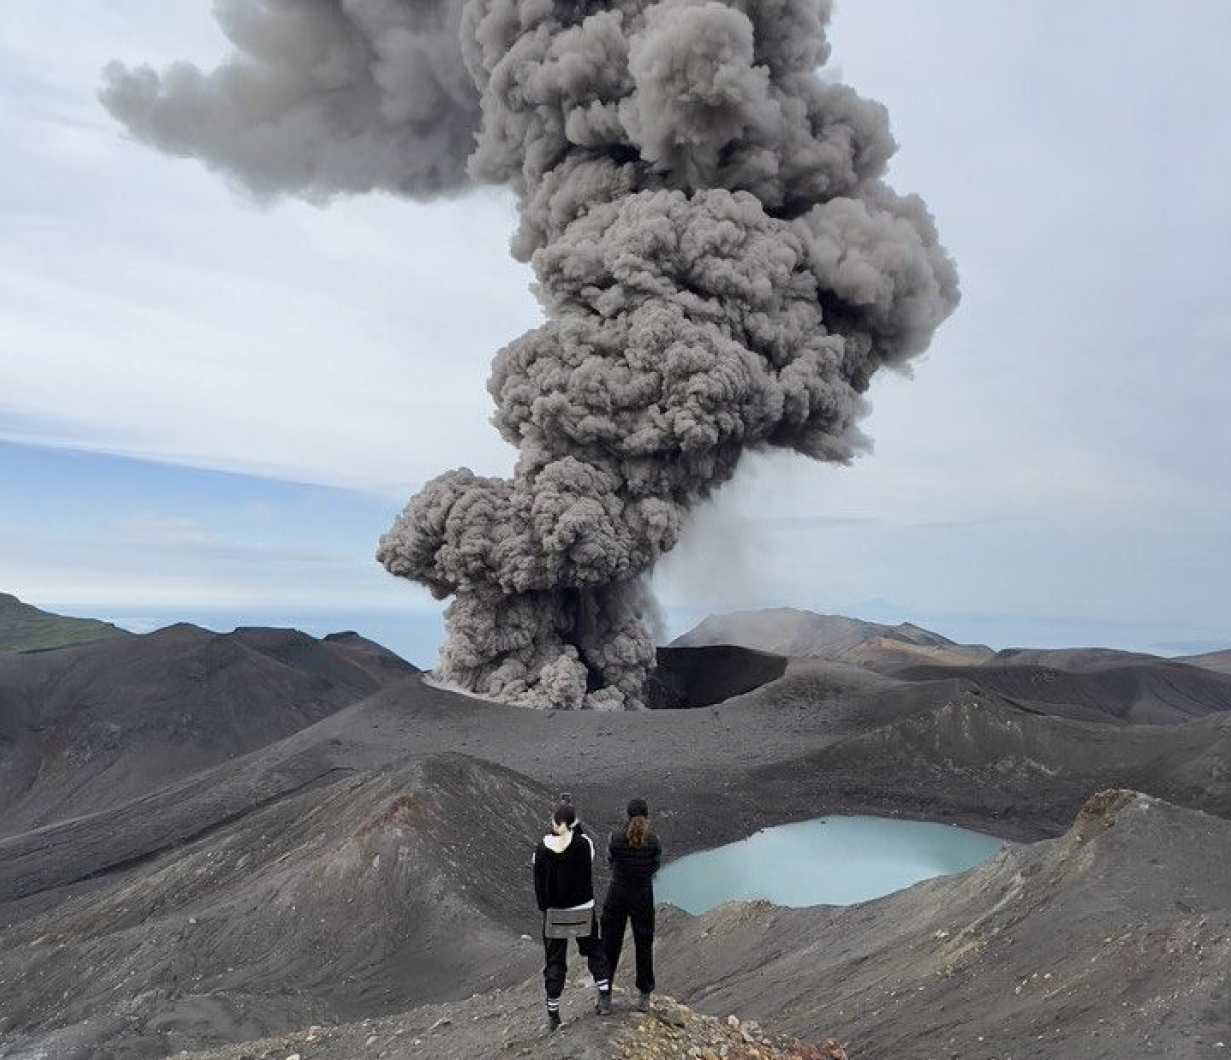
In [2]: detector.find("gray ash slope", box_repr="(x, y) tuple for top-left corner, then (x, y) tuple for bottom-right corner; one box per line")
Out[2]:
(657, 790), (1231, 1060)
(892, 658), (1231, 725)
(0, 754), (546, 1059)
(169, 794), (1231, 1060)
(1182, 648), (1231, 675)
(3, 626), (1231, 1057)
(0, 623), (416, 836)
(8, 784), (1228, 1060)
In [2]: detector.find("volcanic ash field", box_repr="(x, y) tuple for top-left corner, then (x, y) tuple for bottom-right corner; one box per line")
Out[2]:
(1, 603), (1230, 1058)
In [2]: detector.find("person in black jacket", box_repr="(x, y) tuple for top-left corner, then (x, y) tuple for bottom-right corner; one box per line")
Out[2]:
(600, 797), (661, 1010)
(533, 801), (612, 1031)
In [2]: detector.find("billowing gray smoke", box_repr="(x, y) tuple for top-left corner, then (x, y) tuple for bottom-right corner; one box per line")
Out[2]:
(105, 0), (959, 709)
(101, 0), (478, 200)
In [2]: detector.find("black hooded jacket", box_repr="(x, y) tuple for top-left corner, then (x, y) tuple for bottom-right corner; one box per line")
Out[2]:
(533, 824), (596, 911)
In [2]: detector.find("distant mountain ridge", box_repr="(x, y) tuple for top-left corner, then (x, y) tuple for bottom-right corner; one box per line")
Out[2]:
(674, 607), (1231, 725)
(0, 592), (131, 653)
(0, 622), (418, 836)
(1179, 648), (1231, 675)
(672, 607), (993, 668)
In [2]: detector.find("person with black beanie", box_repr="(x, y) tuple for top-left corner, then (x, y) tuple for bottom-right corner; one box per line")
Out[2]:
(533, 800), (612, 1031)
(600, 797), (661, 1010)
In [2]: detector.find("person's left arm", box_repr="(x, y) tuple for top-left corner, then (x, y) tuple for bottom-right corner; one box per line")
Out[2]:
(533, 845), (549, 910)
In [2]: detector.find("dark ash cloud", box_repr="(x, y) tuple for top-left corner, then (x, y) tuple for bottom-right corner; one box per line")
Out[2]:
(107, 0), (959, 708)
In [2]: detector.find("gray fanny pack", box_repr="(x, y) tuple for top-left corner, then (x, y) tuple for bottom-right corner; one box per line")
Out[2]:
(544, 907), (593, 939)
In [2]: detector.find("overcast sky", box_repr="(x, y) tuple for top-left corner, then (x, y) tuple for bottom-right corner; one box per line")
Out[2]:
(2, 1), (1229, 662)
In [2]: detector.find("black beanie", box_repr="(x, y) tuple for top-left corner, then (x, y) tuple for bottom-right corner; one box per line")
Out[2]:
(627, 798), (649, 819)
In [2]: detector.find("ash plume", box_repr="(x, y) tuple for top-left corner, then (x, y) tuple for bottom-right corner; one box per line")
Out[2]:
(106, 0), (959, 709)
(101, 0), (479, 200)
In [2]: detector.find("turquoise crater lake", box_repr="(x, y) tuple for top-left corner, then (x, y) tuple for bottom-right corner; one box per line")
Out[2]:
(656, 816), (1005, 914)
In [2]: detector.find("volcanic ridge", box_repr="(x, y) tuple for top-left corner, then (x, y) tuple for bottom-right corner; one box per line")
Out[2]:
(1, 603), (1230, 1058)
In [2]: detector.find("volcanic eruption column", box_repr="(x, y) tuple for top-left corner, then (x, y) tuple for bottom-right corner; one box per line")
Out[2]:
(104, 0), (959, 709)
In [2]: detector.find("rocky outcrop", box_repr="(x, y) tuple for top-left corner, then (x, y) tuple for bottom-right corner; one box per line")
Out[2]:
(171, 989), (845, 1060)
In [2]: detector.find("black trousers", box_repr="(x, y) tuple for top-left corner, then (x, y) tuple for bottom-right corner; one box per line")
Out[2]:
(601, 887), (655, 994)
(542, 913), (610, 1000)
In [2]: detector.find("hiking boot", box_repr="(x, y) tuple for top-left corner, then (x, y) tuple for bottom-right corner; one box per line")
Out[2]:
(546, 1007), (562, 1032)
(637, 991), (653, 1012)
(595, 988), (613, 1015)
